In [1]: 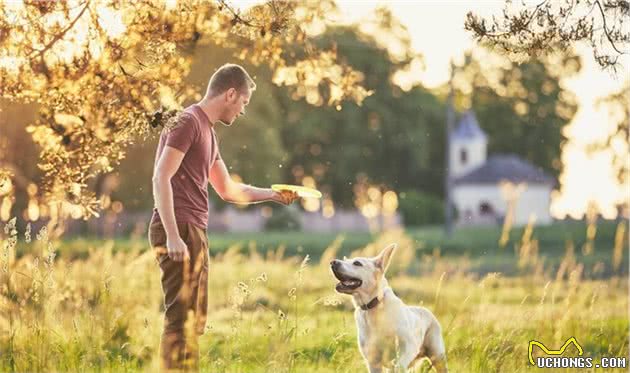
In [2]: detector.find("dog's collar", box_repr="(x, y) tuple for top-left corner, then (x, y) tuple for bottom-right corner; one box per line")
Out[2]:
(358, 288), (394, 311)
(359, 296), (380, 311)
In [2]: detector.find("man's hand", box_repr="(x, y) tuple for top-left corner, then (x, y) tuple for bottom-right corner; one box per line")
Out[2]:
(166, 235), (190, 261)
(272, 190), (300, 205)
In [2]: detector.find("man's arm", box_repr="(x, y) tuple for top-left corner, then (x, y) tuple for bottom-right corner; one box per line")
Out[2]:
(152, 145), (190, 261)
(209, 159), (297, 204)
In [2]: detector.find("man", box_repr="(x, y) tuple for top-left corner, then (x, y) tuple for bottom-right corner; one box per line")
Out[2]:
(148, 63), (299, 371)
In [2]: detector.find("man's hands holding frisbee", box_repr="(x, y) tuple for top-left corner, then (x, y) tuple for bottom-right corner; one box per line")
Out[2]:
(271, 184), (322, 205)
(272, 189), (300, 205)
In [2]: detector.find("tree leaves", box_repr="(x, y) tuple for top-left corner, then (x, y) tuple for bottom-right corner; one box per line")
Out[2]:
(465, 0), (629, 72)
(0, 0), (370, 222)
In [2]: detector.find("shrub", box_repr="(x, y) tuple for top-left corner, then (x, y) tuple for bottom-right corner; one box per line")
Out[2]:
(264, 205), (302, 231)
(398, 190), (445, 226)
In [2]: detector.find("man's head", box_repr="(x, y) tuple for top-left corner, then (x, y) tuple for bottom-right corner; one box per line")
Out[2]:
(205, 63), (256, 126)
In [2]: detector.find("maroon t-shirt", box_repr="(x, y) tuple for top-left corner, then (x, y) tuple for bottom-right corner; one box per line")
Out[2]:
(150, 104), (222, 230)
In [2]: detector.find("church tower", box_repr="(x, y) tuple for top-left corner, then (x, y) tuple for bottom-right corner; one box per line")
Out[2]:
(450, 111), (487, 178)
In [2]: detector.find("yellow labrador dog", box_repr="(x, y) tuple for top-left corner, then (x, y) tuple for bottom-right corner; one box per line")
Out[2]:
(330, 244), (448, 373)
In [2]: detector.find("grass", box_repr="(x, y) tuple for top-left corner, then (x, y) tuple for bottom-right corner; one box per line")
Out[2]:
(0, 219), (627, 372)
(45, 221), (628, 277)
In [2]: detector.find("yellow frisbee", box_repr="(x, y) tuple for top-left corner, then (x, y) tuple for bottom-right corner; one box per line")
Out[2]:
(272, 184), (322, 199)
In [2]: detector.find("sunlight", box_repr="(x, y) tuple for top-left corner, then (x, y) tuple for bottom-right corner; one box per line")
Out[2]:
(1, 1), (127, 67)
(165, 0), (178, 11)
(381, 190), (398, 216)
(301, 176), (320, 212)
(96, 5), (126, 39)
(550, 147), (622, 219)
(0, 57), (25, 74)
(0, 196), (13, 221)
(322, 197), (335, 218)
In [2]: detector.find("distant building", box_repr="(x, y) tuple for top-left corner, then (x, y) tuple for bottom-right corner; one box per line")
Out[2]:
(450, 111), (554, 226)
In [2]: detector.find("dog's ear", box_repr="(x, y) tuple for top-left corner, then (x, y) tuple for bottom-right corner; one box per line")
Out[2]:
(373, 243), (397, 272)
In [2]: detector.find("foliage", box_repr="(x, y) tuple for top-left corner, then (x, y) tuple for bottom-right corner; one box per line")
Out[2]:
(274, 10), (446, 206)
(594, 79), (629, 188)
(0, 0), (371, 224)
(465, 0), (630, 72)
(451, 51), (581, 179)
(398, 189), (445, 227)
(264, 205), (302, 231)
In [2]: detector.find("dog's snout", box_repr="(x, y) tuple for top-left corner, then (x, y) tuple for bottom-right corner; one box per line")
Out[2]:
(330, 259), (340, 268)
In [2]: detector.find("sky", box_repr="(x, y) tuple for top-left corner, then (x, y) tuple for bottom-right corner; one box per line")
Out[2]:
(334, 1), (630, 219)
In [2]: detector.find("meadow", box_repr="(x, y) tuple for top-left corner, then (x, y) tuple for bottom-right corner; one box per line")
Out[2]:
(0, 219), (627, 372)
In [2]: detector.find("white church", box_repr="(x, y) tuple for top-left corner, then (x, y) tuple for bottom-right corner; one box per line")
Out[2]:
(450, 111), (555, 226)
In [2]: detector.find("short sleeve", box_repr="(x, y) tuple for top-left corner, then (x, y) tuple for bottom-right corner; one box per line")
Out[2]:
(164, 113), (198, 154)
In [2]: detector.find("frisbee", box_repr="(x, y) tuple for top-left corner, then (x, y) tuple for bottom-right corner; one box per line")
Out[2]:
(272, 184), (322, 199)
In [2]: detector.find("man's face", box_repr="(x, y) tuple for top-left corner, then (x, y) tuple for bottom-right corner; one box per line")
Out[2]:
(220, 88), (251, 126)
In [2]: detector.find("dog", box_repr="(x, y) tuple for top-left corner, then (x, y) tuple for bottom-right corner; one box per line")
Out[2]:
(330, 244), (448, 373)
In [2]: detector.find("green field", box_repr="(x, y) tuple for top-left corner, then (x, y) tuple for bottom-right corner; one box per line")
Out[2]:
(56, 221), (627, 277)
(1, 221), (627, 372)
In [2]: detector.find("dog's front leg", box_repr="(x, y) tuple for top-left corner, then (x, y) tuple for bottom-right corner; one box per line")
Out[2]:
(362, 349), (384, 373)
(397, 343), (420, 372)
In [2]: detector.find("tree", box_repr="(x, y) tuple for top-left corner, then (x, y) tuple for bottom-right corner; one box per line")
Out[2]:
(464, 0), (629, 72)
(0, 100), (41, 222)
(0, 0), (371, 227)
(594, 79), (629, 190)
(452, 51), (581, 179)
(273, 9), (446, 207)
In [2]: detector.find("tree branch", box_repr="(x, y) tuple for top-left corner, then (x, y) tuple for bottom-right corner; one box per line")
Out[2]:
(27, 0), (91, 60)
(217, 0), (261, 28)
(594, 0), (628, 55)
(482, 0), (550, 37)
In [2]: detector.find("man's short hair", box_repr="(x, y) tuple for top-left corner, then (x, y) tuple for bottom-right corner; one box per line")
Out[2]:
(206, 63), (256, 97)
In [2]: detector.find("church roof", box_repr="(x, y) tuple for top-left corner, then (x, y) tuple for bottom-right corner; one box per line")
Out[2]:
(454, 154), (554, 185)
(452, 110), (487, 141)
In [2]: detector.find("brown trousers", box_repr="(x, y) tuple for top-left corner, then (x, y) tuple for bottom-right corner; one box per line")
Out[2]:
(148, 221), (209, 371)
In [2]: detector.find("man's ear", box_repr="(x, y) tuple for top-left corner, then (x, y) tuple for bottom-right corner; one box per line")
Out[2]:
(373, 243), (397, 272)
(226, 87), (237, 101)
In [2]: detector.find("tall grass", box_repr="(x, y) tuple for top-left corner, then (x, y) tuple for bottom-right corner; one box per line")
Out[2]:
(0, 219), (627, 372)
